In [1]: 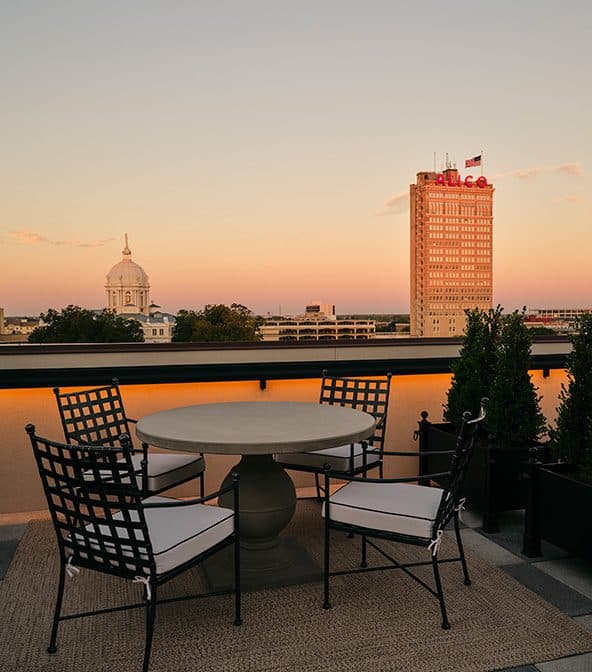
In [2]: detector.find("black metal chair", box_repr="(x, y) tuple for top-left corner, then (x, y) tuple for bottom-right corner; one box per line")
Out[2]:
(54, 379), (205, 497)
(276, 370), (393, 498)
(321, 398), (488, 629)
(26, 425), (241, 672)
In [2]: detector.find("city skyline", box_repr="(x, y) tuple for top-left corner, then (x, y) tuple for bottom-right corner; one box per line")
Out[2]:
(1, 3), (590, 316)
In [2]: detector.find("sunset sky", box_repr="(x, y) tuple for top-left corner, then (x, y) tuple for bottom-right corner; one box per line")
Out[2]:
(1, 2), (590, 316)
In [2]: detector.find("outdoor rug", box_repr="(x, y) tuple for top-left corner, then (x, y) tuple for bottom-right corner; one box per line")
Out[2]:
(1, 500), (592, 672)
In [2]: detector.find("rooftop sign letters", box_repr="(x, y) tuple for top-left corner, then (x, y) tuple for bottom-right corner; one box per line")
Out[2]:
(435, 174), (488, 188)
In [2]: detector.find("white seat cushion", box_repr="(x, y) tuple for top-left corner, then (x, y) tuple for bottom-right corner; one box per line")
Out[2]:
(83, 453), (205, 493)
(131, 453), (205, 493)
(322, 481), (446, 540)
(74, 495), (234, 576)
(279, 443), (381, 472)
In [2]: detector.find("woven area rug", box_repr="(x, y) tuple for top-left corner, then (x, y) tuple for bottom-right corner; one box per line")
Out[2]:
(1, 501), (592, 672)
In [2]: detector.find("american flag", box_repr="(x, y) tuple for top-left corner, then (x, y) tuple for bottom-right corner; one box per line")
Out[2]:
(465, 155), (482, 168)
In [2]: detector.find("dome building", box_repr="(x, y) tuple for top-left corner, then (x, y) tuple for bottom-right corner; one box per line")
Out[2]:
(105, 234), (151, 315)
(104, 234), (176, 343)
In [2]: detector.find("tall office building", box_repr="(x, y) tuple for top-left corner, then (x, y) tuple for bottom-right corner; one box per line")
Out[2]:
(410, 167), (494, 337)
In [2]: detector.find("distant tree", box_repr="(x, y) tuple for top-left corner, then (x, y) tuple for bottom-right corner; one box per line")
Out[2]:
(527, 326), (556, 336)
(375, 321), (397, 333)
(376, 319), (411, 333)
(172, 310), (200, 342)
(172, 303), (262, 342)
(28, 305), (144, 343)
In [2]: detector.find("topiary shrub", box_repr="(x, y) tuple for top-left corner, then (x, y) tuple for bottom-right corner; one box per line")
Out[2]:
(487, 309), (546, 447)
(549, 312), (592, 480)
(444, 306), (503, 426)
(445, 306), (545, 445)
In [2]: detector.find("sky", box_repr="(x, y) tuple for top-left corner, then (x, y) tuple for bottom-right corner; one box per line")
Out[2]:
(1, 1), (591, 316)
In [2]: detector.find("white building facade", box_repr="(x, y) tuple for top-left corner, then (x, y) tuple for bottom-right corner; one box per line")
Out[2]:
(259, 303), (375, 342)
(105, 235), (175, 343)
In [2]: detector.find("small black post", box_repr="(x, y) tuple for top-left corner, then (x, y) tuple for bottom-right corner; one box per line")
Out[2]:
(417, 411), (430, 487)
(522, 448), (543, 557)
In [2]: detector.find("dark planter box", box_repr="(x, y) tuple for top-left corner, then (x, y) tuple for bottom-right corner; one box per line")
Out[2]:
(523, 462), (592, 560)
(417, 416), (541, 532)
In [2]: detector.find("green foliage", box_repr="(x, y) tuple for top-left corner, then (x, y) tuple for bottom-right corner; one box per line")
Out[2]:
(28, 305), (144, 343)
(445, 306), (545, 445)
(444, 306), (503, 424)
(487, 310), (546, 446)
(172, 304), (262, 342)
(172, 310), (200, 342)
(528, 326), (556, 336)
(549, 313), (592, 474)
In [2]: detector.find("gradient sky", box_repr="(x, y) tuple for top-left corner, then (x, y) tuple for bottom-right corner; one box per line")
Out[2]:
(1, 2), (591, 316)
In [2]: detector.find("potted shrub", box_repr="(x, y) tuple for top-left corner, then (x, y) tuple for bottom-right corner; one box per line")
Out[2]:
(523, 313), (592, 560)
(418, 307), (546, 532)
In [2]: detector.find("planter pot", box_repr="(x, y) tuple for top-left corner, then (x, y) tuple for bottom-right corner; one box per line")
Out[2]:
(417, 415), (543, 532)
(523, 462), (592, 560)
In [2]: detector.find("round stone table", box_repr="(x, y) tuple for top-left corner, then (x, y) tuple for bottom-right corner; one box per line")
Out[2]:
(136, 401), (376, 589)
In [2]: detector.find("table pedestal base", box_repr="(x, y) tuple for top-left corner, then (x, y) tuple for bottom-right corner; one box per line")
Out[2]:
(218, 454), (297, 548)
(202, 535), (321, 591)
(212, 454), (320, 590)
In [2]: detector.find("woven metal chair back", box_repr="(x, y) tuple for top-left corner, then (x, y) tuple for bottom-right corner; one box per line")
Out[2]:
(319, 371), (392, 450)
(26, 426), (154, 579)
(54, 379), (131, 448)
(434, 400), (487, 531)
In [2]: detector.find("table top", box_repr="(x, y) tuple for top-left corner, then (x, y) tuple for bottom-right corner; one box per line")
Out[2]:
(136, 401), (376, 455)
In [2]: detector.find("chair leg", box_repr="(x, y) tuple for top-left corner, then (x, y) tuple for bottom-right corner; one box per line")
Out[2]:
(314, 473), (323, 501)
(234, 533), (242, 626)
(47, 561), (66, 654)
(360, 535), (367, 568)
(142, 586), (157, 672)
(323, 519), (331, 609)
(454, 512), (471, 586)
(431, 555), (450, 630)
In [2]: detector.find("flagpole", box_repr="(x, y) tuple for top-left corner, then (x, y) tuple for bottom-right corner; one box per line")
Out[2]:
(481, 149), (484, 176)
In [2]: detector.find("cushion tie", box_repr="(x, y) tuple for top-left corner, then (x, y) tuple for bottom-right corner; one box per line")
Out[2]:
(65, 555), (81, 579)
(134, 576), (152, 601)
(454, 497), (467, 522)
(428, 529), (444, 557)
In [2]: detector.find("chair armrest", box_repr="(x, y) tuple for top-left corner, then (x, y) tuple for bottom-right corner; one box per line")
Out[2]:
(322, 467), (451, 485)
(140, 476), (238, 509)
(366, 448), (456, 457)
(127, 418), (138, 424)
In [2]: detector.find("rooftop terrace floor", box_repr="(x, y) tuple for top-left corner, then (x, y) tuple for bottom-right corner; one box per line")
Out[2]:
(1, 493), (591, 672)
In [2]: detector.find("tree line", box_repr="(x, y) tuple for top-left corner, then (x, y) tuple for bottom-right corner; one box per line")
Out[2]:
(28, 304), (262, 343)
